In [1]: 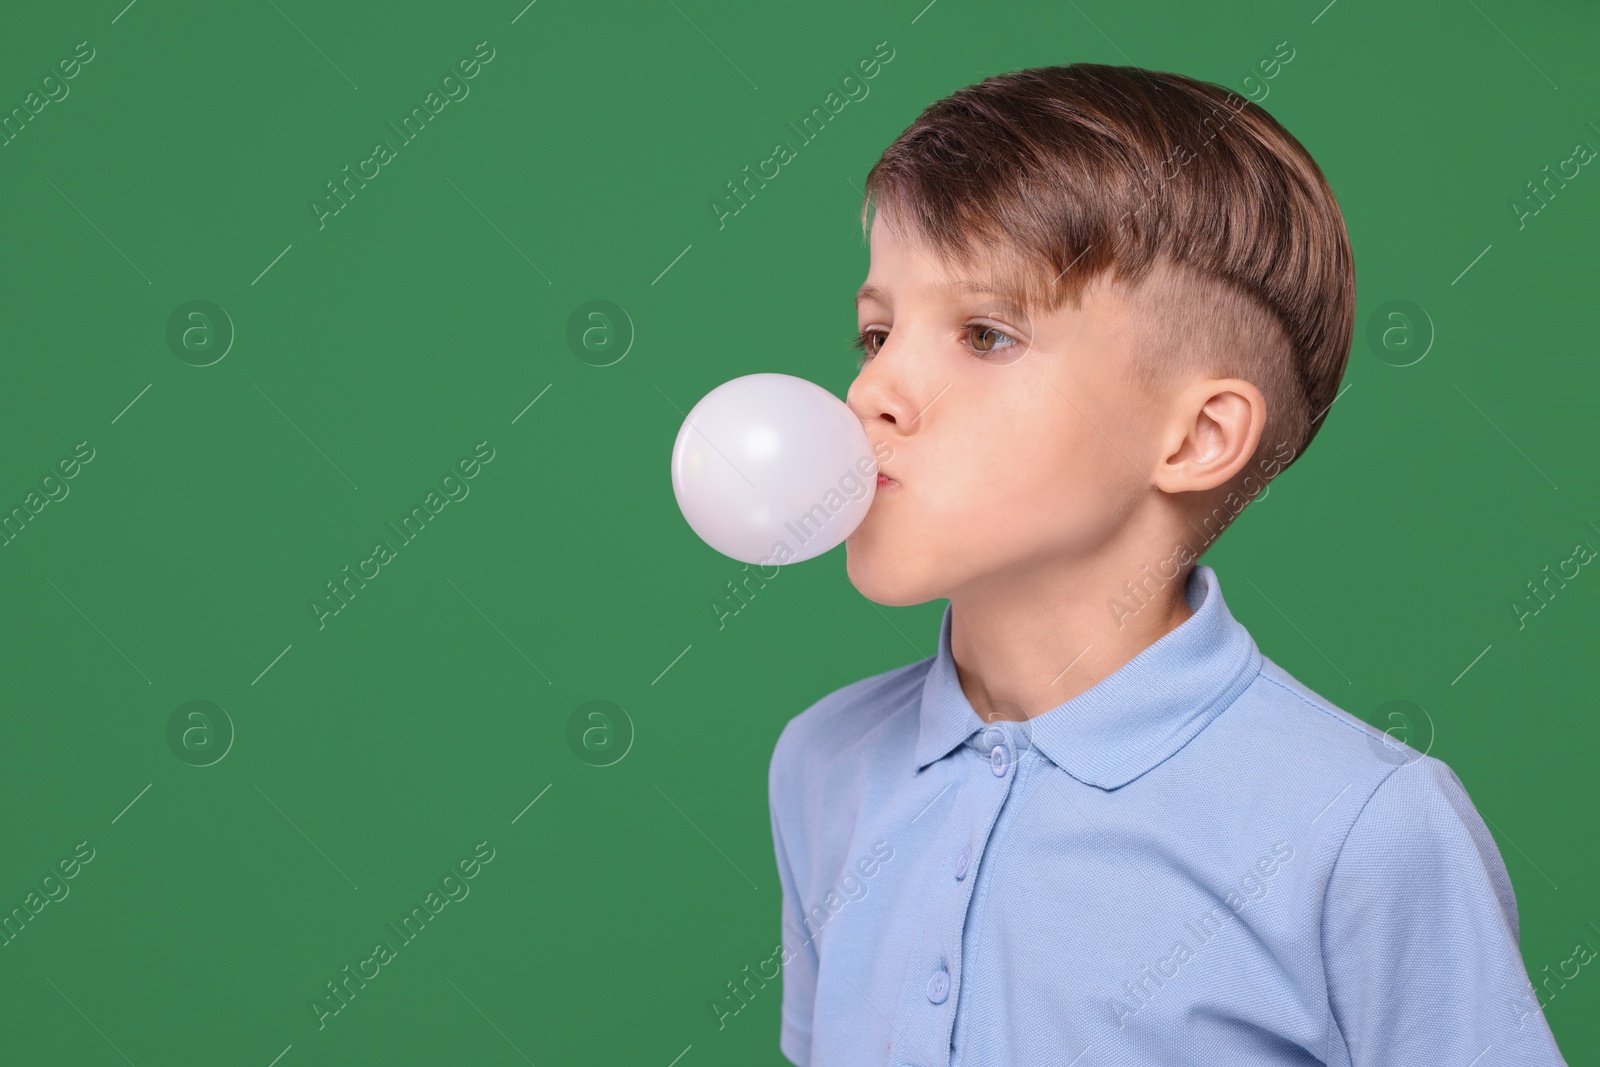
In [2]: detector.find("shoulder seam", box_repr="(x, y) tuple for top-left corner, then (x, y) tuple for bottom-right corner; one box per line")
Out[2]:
(1315, 755), (1413, 1053)
(1255, 672), (1411, 757)
(772, 656), (931, 783)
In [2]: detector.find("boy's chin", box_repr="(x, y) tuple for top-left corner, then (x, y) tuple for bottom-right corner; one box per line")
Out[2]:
(844, 542), (934, 608)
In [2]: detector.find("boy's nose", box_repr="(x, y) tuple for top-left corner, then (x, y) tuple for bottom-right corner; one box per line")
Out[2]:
(847, 351), (912, 429)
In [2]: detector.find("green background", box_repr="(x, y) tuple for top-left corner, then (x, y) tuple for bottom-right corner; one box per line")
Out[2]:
(1, 0), (1596, 1063)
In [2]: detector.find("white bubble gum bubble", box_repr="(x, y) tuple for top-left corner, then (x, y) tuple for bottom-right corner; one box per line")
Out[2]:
(670, 373), (877, 565)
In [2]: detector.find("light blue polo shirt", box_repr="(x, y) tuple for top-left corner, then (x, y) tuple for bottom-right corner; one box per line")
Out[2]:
(767, 564), (1567, 1066)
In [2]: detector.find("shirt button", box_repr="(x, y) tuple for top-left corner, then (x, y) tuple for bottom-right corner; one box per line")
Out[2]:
(954, 846), (971, 881)
(990, 742), (1011, 777)
(926, 968), (950, 1004)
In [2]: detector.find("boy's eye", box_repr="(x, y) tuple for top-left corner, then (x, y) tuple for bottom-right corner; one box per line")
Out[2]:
(851, 328), (887, 367)
(850, 323), (1020, 369)
(966, 324), (1020, 354)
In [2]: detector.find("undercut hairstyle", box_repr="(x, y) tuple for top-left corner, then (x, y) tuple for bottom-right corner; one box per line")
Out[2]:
(857, 62), (1356, 478)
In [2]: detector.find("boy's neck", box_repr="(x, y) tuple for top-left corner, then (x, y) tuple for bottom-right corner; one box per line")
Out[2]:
(947, 556), (1197, 724)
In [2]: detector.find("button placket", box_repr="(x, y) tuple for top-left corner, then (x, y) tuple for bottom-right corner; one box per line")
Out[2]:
(942, 723), (1031, 1061)
(901, 723), (1030, 1064)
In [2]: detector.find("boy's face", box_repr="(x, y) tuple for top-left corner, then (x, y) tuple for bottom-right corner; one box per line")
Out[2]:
(845, 212), (1170, 607)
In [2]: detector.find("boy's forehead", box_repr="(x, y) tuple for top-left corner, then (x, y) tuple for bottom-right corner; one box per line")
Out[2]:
(866, 211), (1001, 275)
(854, 275), (1015, 307)
(858, 210), (1112, 319)
(861, 225), (1035, 307)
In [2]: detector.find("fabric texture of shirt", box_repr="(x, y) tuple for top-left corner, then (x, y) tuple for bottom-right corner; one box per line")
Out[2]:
(767, 564), (1568, 1066)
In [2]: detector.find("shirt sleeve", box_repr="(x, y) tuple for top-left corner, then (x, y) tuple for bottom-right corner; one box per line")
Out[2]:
(770, 726), (819, 1066)
(1321, 756), (1568, 1066)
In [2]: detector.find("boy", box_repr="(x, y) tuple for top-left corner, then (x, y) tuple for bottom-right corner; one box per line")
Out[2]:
(767, 64), (1568, 1066)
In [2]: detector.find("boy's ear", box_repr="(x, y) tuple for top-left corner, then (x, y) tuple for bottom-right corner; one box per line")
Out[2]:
(1151, 377), (1267, 495)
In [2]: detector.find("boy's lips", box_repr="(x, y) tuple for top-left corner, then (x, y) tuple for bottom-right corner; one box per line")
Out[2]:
(876, 471), (900, 489)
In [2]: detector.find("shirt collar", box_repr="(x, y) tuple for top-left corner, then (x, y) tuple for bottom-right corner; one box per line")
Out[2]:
(913, 564), (1263, 789)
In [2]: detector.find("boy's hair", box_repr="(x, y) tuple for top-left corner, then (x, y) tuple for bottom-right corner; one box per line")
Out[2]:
(858, 63), (1355, 479)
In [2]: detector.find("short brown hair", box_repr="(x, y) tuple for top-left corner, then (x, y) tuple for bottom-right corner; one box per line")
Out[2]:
(857, 63), (1355, 476)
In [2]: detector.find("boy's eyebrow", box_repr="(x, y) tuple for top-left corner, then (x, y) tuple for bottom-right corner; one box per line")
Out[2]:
(855, 279), (1011, 305)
